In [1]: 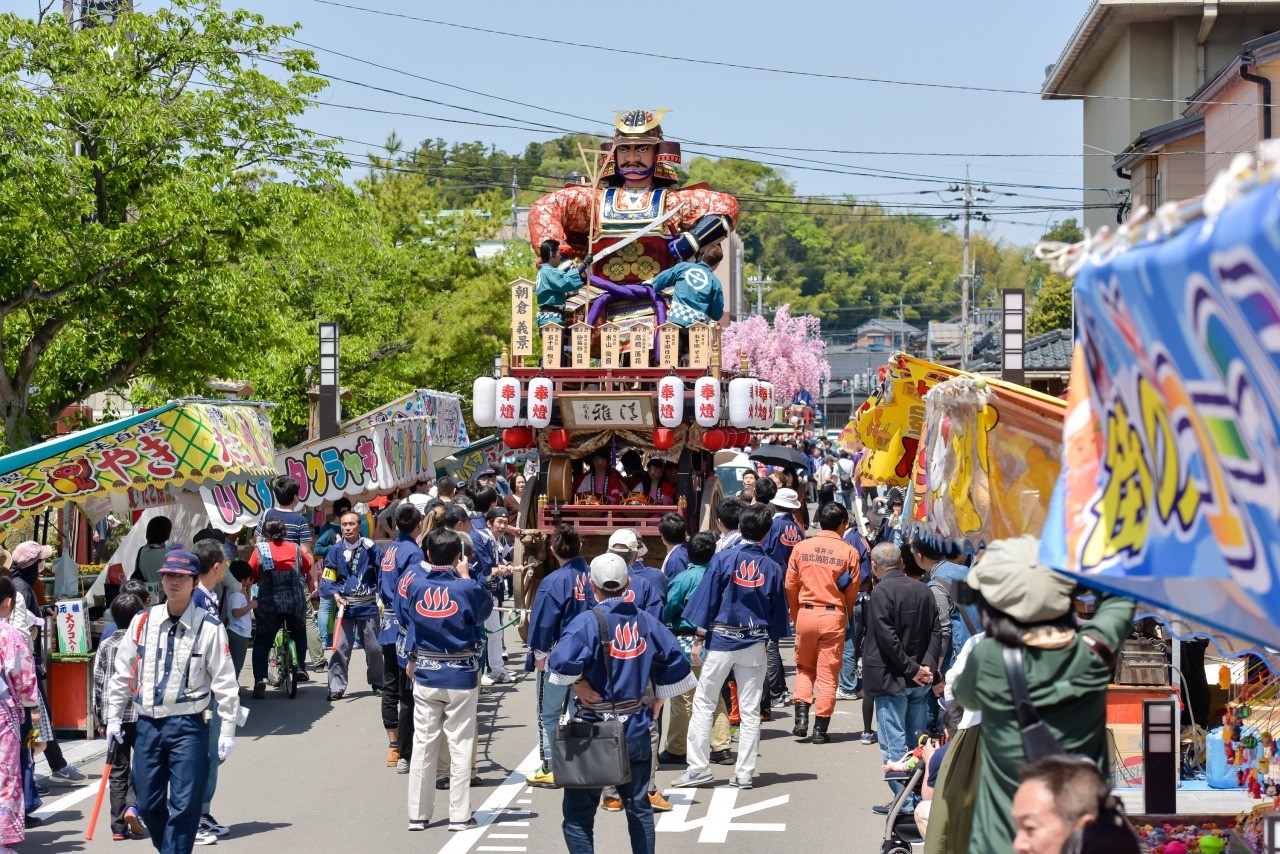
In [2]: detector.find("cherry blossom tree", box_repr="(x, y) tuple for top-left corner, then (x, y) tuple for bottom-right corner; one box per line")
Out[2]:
(722, 305), (831, 403)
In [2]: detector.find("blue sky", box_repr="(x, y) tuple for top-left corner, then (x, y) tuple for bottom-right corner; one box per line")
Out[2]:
(10, 0), (1093, 245)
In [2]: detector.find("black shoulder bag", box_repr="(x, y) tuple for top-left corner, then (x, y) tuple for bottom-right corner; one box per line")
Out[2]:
(1002, 645), (1065, 761)
(552, 609), (633, 788)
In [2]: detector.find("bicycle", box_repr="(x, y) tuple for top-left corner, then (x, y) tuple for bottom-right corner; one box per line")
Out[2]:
(266, 626), (299, 699)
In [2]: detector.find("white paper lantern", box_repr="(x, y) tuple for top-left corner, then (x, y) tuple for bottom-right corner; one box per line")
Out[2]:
(472, 376), (497, 427)
(526, 377), (554, 429)
(757, 381), (775, 428)
(728, 377), (757, 428)
(693, 377), (721, 428)
(495, 377), (522, 428)
(656, 376), (685, 428)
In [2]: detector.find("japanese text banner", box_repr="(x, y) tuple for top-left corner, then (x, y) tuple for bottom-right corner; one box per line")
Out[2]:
(0, 401), (276, 530)
(1041, 181), (1280, 649)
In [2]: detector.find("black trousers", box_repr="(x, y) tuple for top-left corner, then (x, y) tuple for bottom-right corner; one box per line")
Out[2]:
(110, 721), (138, 834)
(380, 643), (414, 760)
(764, 639), (787, 706)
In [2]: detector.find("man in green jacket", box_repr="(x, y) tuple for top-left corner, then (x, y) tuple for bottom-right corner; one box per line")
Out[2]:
(953, 535), (1134, 854)
(659, 532), (731, 766)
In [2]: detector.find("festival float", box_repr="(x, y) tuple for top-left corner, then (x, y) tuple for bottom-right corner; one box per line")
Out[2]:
(484, 109), (770, 617)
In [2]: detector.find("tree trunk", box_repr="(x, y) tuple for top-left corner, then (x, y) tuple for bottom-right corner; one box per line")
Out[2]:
(0, 388), (37, 453)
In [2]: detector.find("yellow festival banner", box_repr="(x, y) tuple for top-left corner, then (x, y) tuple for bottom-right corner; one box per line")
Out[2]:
(0, 400), (276, 530)
(853, 354), (961, 486)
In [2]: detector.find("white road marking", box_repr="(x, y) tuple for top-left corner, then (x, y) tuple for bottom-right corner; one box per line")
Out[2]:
(31, 778), (103, 820)
(477, 848), (527, 852)
(437, 745), (541, 854)
(489, 834), (529, 839)
(515, 798), (532, 804)
(657, 787), (789, 843)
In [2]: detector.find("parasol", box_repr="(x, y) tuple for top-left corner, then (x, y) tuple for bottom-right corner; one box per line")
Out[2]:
(748, 444), (809, 471)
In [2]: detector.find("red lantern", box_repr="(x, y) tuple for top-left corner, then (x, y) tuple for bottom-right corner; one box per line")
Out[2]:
(547, 428), (570, 452)
(503, 426), (534, 449)
(653, 427), (675, 451)
(702, 428), (727, 452)
(727, 429), (746, 448)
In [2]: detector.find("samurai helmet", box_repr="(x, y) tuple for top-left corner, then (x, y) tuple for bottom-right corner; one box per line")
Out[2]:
(600, 108), (682, 187)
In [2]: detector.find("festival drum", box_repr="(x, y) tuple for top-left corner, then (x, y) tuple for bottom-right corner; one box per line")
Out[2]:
(546, 455), (573, 504)
(621, 492), (652, 506)
(573, 494), (605, 506)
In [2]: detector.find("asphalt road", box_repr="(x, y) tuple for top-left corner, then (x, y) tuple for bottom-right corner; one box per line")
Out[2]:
(27, 629), (900, 853)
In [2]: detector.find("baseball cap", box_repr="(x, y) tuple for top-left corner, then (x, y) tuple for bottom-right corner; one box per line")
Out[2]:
(589, 554), (630, 593)
(771, 488), (801, 510)
(607, 528), (648, 558)
(11, 541), (53, 568)
(486, 507), (508, 521)
(966, 535), (1075, 623)
(158, 549), (201, 577)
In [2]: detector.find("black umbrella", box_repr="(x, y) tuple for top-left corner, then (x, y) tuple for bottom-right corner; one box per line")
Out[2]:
(748, 444), (809, 471)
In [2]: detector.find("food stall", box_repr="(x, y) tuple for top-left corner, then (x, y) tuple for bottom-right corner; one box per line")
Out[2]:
(0, 399), (278, 736)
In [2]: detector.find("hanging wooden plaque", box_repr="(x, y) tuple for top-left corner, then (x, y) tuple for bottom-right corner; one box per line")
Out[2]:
(658, 322), (680, 368)
(510, 278), (536, 356)
(688, 322), (712, 368)
(600, 322), (622, 368)
(542, 323), (563, 368)
(571, 321), (592, 368)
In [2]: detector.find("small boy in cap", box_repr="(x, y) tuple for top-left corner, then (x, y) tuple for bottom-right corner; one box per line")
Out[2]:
(649, 243), (725, 328)
(106, 549), (240, 853)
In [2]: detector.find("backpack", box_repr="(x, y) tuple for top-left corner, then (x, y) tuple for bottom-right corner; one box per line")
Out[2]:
(838, 459), (854, 491)
(255, 541), (306, 617)
(927, 563), (981, 670)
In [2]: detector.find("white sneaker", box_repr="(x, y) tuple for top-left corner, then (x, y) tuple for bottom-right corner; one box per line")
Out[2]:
(670, 770), (714, 788)
(729, 774), (753, 789)
(407, 820), (427, 831)
(491, 671), (515, 684)
(194, 829), (218, 846)
(480, 674), (495, 687)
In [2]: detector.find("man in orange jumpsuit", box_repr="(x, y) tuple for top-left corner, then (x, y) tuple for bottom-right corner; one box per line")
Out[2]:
(785, 502), (862, 744)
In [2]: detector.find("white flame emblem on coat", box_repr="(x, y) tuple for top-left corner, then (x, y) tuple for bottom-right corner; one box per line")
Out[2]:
(734, 559), (766, 588)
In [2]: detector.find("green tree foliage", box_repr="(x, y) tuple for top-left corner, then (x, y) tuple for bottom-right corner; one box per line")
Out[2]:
(0, 0), (338, 449)
(1026, 218), (1082, 336)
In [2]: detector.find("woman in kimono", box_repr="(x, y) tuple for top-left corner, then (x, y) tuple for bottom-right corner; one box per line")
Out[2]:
(0, 573), (40, 850)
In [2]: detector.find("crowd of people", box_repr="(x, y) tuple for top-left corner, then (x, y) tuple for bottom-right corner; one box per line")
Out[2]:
(0, 447), (1147, 854)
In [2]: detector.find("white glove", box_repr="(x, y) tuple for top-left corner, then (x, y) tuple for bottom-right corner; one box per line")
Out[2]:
(217, 735), (235, 763)
(105, 719), (124, 746)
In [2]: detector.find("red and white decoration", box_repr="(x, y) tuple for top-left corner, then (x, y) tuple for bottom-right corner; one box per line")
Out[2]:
(527, 377), (554, 429)
(657, 376), (685, 428)
(693, 377), (721, 428)
(495, 377), (522, 428)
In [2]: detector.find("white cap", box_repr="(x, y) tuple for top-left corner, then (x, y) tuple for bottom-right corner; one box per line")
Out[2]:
(771, 487), (801, 510)
(589, 554), (630, 593)
(607, 528), (648, 558)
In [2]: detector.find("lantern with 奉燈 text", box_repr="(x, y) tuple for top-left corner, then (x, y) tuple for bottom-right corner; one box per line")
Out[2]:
(657, 376), (685, 428)
(728, 377), (757, 429)
(495, 377), (522, 428)
(694, 377), (721, 428)
(527, 377), (554, 429)
(758, 381), (775, 428)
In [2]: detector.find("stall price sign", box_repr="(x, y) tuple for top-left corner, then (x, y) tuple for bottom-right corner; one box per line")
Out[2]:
(688, 322), (712, 368)
(631, 323), (653, 368)
(542, 323), (563, 368)
(658, 322), (680, 368)
(601, 322), (622, 368)
(561, 394), (655, 429)
(510, 278), (536, 356)
(571, 321), (592, 368)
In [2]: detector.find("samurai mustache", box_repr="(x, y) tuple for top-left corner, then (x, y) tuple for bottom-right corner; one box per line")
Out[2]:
(619, 164), (655, 176)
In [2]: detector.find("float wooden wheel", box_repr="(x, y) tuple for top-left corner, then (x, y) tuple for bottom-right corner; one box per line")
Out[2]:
(697, 475), (724, 535)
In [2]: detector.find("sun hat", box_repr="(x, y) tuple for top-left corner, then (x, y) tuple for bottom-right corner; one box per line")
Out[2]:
(966, 535), (1075, 623)
(770, 488), (801, 510)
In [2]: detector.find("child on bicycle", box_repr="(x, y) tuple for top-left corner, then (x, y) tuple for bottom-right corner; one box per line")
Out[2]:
(105, 550), (240, 852)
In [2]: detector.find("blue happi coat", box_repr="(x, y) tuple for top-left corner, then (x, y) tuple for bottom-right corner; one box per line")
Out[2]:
(377, 534), (425, 646)
(320, 537), (381, 620)
(527, 557), (595, 660)
(762, 511), (805, 569)
(650, 260), (725, 327)
(395, 565), (493, 690)
(682, 541), (790, 651)
(548, 597), (697, 739)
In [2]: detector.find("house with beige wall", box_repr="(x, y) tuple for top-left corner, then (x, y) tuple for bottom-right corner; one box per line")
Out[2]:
(1042, 1), (1280, 230)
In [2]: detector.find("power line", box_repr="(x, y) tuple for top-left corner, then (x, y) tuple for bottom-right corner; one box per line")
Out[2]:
(303, 0), (1272, 111)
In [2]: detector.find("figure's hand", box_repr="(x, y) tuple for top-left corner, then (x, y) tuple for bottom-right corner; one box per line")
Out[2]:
(406, 661), (416, 679)
(334, 595), (347, 609)
(668, 233), (698, 262)
(913, 666), (933, 686)
(573, 680), (603, 705)
(456, 553), (470, 579)
(106, 719), (124, 746)
(217, 735), (235, 763)
(533, 656), (547, 672)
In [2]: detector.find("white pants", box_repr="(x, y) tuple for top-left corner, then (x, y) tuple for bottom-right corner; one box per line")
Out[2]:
(687, 643), (766, 780)
(407, 682), (479, 824)
(484, 599), (510, 676)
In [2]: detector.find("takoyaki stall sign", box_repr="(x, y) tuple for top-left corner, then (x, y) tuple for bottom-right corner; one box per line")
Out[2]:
(561, 394), (656, 430)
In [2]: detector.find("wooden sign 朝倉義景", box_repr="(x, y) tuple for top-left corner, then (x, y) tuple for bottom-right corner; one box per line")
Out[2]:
(510, 278), (536, 356)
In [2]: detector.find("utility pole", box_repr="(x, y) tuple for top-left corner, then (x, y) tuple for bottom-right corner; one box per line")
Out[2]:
(510, 167), (519, 243)
(941, 166), (990, 370)
(897, 297), (905, 352)
(747, 271), (773, 317)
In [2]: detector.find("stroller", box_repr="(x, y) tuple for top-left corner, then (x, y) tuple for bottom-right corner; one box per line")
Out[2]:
(881, 759), (925, 854)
